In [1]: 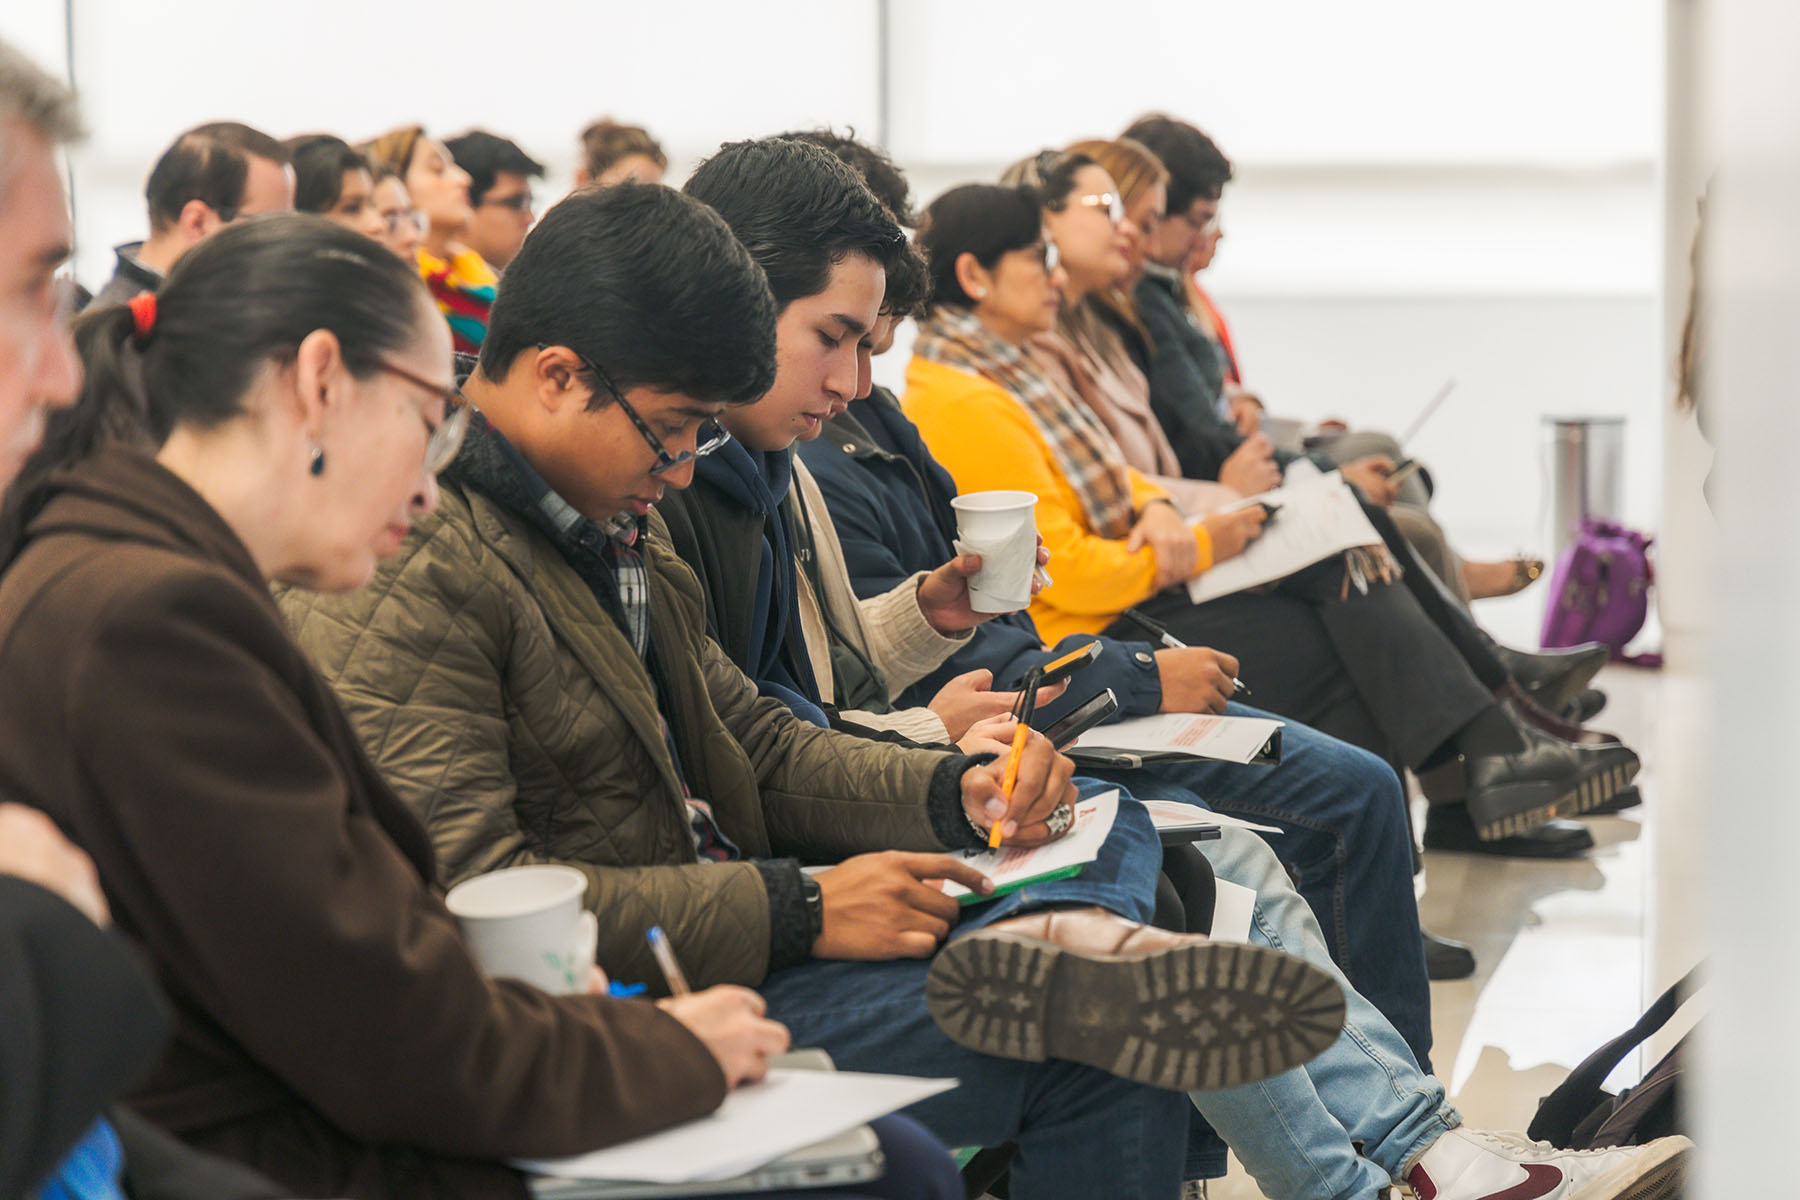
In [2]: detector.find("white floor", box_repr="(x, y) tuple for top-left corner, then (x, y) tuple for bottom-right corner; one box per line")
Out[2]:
(1208, 661), (1704, 1198)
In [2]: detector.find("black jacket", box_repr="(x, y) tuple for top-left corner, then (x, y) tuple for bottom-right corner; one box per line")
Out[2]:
(0, 875), (168, 1198)
(795, 388), (1167, 727)
(1127, 272), (1247, 480)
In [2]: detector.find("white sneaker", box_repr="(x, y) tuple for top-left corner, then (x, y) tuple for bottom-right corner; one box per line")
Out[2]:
(1401, 1127), (1692, 1200)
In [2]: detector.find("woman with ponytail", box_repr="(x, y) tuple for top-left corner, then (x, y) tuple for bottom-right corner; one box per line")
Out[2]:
(0, 213), (789, 1199)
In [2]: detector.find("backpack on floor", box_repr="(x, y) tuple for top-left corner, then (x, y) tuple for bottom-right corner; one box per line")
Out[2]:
(1540, 519), (1659, 666)
(1527, 963), (1700, 1150)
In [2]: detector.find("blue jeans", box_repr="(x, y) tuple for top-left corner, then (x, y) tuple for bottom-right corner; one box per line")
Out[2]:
(1085, 701), (1433, 1069)
(758, 780), (1192, 1200)
(1190, 828), (1460, 1200)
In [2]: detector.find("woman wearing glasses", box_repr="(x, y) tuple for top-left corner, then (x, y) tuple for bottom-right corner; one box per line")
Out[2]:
(0, 214), (797, 1198)
(367, 165), (424, 262)
(905, 182), (1642, 842)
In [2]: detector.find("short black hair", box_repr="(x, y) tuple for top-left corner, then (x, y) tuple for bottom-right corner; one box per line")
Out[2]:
(918, 184), (1044, 309)
(777, 127), (914, 226)
(443, 130), (545, 206)
(284, 133), (368, 214)
(776, 128), (927, 319)
(480, 183), (776, 409)
(684, 137), (916, 319)
(1121, 114), (1232, 213)
(144, 121), (287, 230)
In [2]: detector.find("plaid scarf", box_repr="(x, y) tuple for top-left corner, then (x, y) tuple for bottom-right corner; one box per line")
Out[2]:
(913, 305), (1138, 539)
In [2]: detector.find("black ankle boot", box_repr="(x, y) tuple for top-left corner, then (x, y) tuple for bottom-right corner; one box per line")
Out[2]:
(1423, 805), (1596, 858)
(1419, 708), (1640, 839)
(1489, 640), (1610, 714)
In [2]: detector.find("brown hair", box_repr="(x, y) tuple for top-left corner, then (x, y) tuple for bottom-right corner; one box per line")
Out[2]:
(360, 125), (427, 178)
(578, 119), (666, 181)
(1064, 138), (1168, 348)
(1068, 137), (1168, 216)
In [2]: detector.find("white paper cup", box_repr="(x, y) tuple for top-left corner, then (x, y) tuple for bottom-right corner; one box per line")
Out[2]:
(951, 490), (1038, 614)
(445, 865), (597, 995)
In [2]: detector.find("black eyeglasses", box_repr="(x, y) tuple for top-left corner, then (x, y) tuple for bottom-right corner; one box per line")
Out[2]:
(542, 344), (731, 476)
(480, 191), (534, 213)
(373, 360), (471, 472)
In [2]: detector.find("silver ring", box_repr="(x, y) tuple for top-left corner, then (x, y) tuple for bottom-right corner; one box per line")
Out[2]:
(1044, 803), (1074, 836)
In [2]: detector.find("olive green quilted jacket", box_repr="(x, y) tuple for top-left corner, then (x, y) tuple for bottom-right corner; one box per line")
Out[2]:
(279, 480), (956, 990)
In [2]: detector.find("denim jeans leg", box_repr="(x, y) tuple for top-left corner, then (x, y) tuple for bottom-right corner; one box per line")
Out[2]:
(1086, 700), (1434, 1070)
(1188, 828), (1459, 1200)
(757, 953), (1189, 1200)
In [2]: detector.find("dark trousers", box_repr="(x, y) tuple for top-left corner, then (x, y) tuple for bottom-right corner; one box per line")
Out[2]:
(1105, 556), (1494, 774)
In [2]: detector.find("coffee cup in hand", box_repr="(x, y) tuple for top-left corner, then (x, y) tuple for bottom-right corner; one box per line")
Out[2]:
(445, 864), (598, 995)
(951, 490), (1038, 614)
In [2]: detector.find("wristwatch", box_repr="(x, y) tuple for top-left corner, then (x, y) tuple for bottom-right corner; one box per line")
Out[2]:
(798, 871), (825, 942)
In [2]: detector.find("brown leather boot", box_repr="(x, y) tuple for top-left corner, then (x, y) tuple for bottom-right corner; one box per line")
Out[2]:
(925, 907), (1346, 1092)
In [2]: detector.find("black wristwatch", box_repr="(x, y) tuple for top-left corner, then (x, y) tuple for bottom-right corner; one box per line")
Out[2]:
(798, 871), (825, 942)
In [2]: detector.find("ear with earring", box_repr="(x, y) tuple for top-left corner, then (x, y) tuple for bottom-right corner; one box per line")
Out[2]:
(310, 445), (326, 477)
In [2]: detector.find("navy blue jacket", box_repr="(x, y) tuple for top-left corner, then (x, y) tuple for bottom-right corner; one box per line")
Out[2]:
(797, 387), (1166, 724)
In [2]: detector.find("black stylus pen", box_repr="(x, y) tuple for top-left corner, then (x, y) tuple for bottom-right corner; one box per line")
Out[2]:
(1121, 608), (1249, 696)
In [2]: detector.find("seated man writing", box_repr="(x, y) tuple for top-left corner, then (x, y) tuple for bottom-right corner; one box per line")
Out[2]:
(279, 177), (1344, 1200)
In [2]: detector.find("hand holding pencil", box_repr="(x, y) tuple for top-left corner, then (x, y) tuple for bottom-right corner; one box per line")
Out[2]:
(960, 670), (1079, 849)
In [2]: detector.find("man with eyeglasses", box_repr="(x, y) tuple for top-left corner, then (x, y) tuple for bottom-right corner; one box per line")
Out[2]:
(443, 129), (543, 272)
(90, 122), (292, 309)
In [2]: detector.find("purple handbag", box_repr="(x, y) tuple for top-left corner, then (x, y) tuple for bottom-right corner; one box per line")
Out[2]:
(1540, 519), (1658, 664)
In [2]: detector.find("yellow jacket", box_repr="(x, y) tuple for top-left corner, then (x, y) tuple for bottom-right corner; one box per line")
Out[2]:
(902, 356), (1213, 643)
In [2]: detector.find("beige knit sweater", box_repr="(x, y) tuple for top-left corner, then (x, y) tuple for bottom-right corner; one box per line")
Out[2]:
(791, 456), (970, 745)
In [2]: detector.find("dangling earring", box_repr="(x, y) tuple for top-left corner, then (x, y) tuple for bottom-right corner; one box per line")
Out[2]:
(309, 445), (326, 477)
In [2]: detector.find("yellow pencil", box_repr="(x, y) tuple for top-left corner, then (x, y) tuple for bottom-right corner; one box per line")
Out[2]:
(989, 669), (1043, 848)
(991, 722), (1031, 848)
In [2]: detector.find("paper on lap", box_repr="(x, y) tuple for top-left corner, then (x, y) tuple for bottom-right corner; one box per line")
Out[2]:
(939, 788), (1118, 901)
(1080, 713), (1284, 765)
(1185, 471), (1381, 604)
(516, 1069), (957, 1184)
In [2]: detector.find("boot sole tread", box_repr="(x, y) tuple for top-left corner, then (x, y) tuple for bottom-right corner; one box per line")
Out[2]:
(925, 934), (1346, 1092)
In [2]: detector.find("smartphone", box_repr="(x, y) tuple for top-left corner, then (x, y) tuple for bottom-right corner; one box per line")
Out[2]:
(1388, 459), (1424, 486)
(1042, 688), (1120, 750)
(1037, 640), (1102, 687)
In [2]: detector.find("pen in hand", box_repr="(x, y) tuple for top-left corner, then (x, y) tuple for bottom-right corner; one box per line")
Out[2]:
(990, 669), (1043, 848)
(646, 925), (691, 996)
(1121, 607), (1251, 697)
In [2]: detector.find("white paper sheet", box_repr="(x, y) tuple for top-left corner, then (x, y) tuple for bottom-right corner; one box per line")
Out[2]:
(1207, 880), (1258, 945)
(516, 1070), (957, 1184)
(1081, 713), (1284, 765)
(1185, 472), (1382, 604)
(939, 788), (1118, 899)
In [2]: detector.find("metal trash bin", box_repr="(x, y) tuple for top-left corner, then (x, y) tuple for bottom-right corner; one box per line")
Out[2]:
(1541, 416), (1625, 564)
